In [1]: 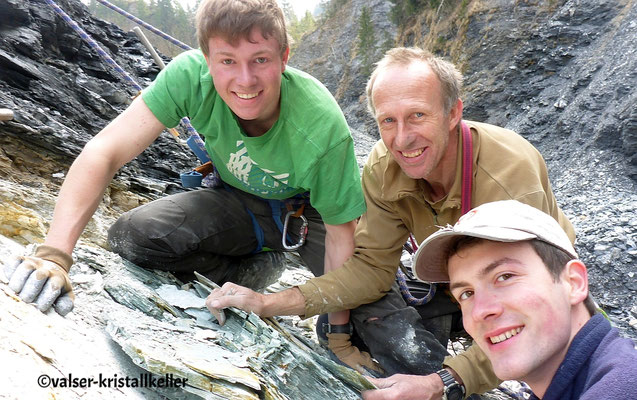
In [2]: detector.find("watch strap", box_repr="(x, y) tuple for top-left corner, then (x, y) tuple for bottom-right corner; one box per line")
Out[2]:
(436, 369), (465, 400)
(322, 322), (353, 335)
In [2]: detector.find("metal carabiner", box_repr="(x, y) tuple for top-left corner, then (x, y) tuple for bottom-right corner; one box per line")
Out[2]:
(282, 210), (309, 251)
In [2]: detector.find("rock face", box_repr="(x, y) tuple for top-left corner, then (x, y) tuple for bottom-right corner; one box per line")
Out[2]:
(290, 0), (396, 166)
(0, 0), (636, 398)
(0, 237), (372, 399)
(0, 0), (193, 210)
(290, 0), (637, 340)
(0, 0), (197, 247)
(0, 0), (373, 398)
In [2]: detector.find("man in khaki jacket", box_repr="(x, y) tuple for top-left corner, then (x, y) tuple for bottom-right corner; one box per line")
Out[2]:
(207, 47), (575, 399)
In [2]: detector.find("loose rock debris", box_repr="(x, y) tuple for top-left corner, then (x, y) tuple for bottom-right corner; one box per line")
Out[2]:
(0, 234), (373, 399)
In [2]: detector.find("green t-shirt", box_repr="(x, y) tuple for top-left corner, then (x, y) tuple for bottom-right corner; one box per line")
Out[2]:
(142, 50), (365, 225)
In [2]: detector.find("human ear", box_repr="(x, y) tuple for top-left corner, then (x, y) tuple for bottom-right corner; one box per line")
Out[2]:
(203, 50), (213, 72)
(563, 260), (589, 306)
(448, 98), (463, 131)
(281, 47), (290, 72)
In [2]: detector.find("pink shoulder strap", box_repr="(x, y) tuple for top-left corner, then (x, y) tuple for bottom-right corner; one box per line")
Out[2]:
(461, 121), (473, 215)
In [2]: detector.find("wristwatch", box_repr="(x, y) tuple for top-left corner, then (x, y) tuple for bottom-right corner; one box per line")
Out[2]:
(322, 322), (353, 335)
(436, 368), (465, 400)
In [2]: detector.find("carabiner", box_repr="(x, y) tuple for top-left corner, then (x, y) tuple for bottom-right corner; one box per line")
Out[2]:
(282, 210), (309, 251)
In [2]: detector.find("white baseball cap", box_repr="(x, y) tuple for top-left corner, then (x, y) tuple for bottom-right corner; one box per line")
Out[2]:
(413, 200), (577, 282)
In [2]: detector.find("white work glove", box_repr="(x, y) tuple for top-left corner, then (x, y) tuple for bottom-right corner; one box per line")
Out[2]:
(4, 245), (75, 316)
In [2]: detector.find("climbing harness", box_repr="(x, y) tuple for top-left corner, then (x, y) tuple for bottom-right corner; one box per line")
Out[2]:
(280, 204), (309, 251)
(268, 195), (311, 251)
(48, 0), (310, 252)
(222, 183), (310, 254)
(397, 121), (473, 306)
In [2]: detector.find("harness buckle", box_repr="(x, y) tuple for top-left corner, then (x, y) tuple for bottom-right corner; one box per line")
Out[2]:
(282, 210), (309, 251)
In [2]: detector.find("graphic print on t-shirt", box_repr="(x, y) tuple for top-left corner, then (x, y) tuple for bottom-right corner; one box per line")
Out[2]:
(226, 140), (296, 196)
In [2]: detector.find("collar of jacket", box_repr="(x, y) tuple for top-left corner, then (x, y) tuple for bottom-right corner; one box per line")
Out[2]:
(374, 121), (480, 213)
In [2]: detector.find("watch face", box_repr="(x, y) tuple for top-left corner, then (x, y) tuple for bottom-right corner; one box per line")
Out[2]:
(436, 369), (465, 400)
(446, 385), (463, 400)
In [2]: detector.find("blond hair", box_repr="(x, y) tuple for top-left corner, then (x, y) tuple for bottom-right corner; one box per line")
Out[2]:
(196, 0), (289, 56)
(366, 47), (463, 116)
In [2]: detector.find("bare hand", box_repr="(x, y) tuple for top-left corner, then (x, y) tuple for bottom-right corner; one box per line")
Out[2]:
(362, 373), (444, 400)
(205, 282), (266, 317)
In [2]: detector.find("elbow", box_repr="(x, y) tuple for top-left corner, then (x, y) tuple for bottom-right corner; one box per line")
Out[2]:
(74, 138), (121, 177)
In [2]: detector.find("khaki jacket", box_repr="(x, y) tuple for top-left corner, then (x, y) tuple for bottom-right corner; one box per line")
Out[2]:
(298, 121), (575, 395)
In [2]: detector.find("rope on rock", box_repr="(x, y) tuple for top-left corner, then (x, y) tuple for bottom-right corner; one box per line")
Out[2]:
(44, 0), (208, 157)
(130, 27), (210, 165)
(95, 0), (192, 51)
(45, 0), (143, 92)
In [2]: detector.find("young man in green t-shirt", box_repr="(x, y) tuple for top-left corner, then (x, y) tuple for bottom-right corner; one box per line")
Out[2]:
(5, 0), (367, 369)
(107, 0), (366, 277)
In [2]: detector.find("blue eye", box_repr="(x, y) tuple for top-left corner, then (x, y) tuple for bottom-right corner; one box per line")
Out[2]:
(414, 112), (424, 117)
(255, 57), (267, 64)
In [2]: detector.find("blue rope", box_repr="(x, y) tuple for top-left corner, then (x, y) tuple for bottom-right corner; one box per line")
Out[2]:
(396, 238), (436, 306)
(95, 0), (193, 51)
(396, 268), (437, 306)
(45, 0), (143, 92)
(45, 0), (209, 167)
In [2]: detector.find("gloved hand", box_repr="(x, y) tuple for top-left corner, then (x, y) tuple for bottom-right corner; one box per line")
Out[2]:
(4, 245), (75, 316)
(327, 332), (384, 375)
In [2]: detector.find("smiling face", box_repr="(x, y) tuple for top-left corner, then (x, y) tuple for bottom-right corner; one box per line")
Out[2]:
(204, 27), (289, 135)
(448, 240), (580, 393)
(371, 61), (462, 182)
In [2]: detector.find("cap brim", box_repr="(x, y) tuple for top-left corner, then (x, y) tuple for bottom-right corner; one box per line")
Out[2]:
(413, 227), (537, 282)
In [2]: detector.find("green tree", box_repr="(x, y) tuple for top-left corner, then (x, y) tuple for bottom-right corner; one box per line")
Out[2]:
(289, 10), (316, 49)
(390, 0), (445, 25)
(86, 0), (198, 57)
(280, 0), (297, 25)
(357, 6), (375, 76)
(318, 0), (348, 22)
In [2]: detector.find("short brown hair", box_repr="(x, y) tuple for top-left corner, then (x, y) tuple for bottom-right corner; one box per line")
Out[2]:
(449, 237), (598, 316)
(196, 0), (289, 56)
(366, 47), (463, 117)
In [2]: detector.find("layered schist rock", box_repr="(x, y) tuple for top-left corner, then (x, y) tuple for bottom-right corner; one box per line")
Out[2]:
(1, 0), (636, 398)
(0, 0), (372, 398)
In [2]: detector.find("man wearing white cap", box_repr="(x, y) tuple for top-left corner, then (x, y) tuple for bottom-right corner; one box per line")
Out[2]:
(407, 200), (637, 400)
(209, 46), (578, 397)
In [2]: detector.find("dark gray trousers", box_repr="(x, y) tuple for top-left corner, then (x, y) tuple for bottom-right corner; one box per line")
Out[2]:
(350, 283), (460, 376)
(107, 187), (326, 284)
(108, 187), (457, 376)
